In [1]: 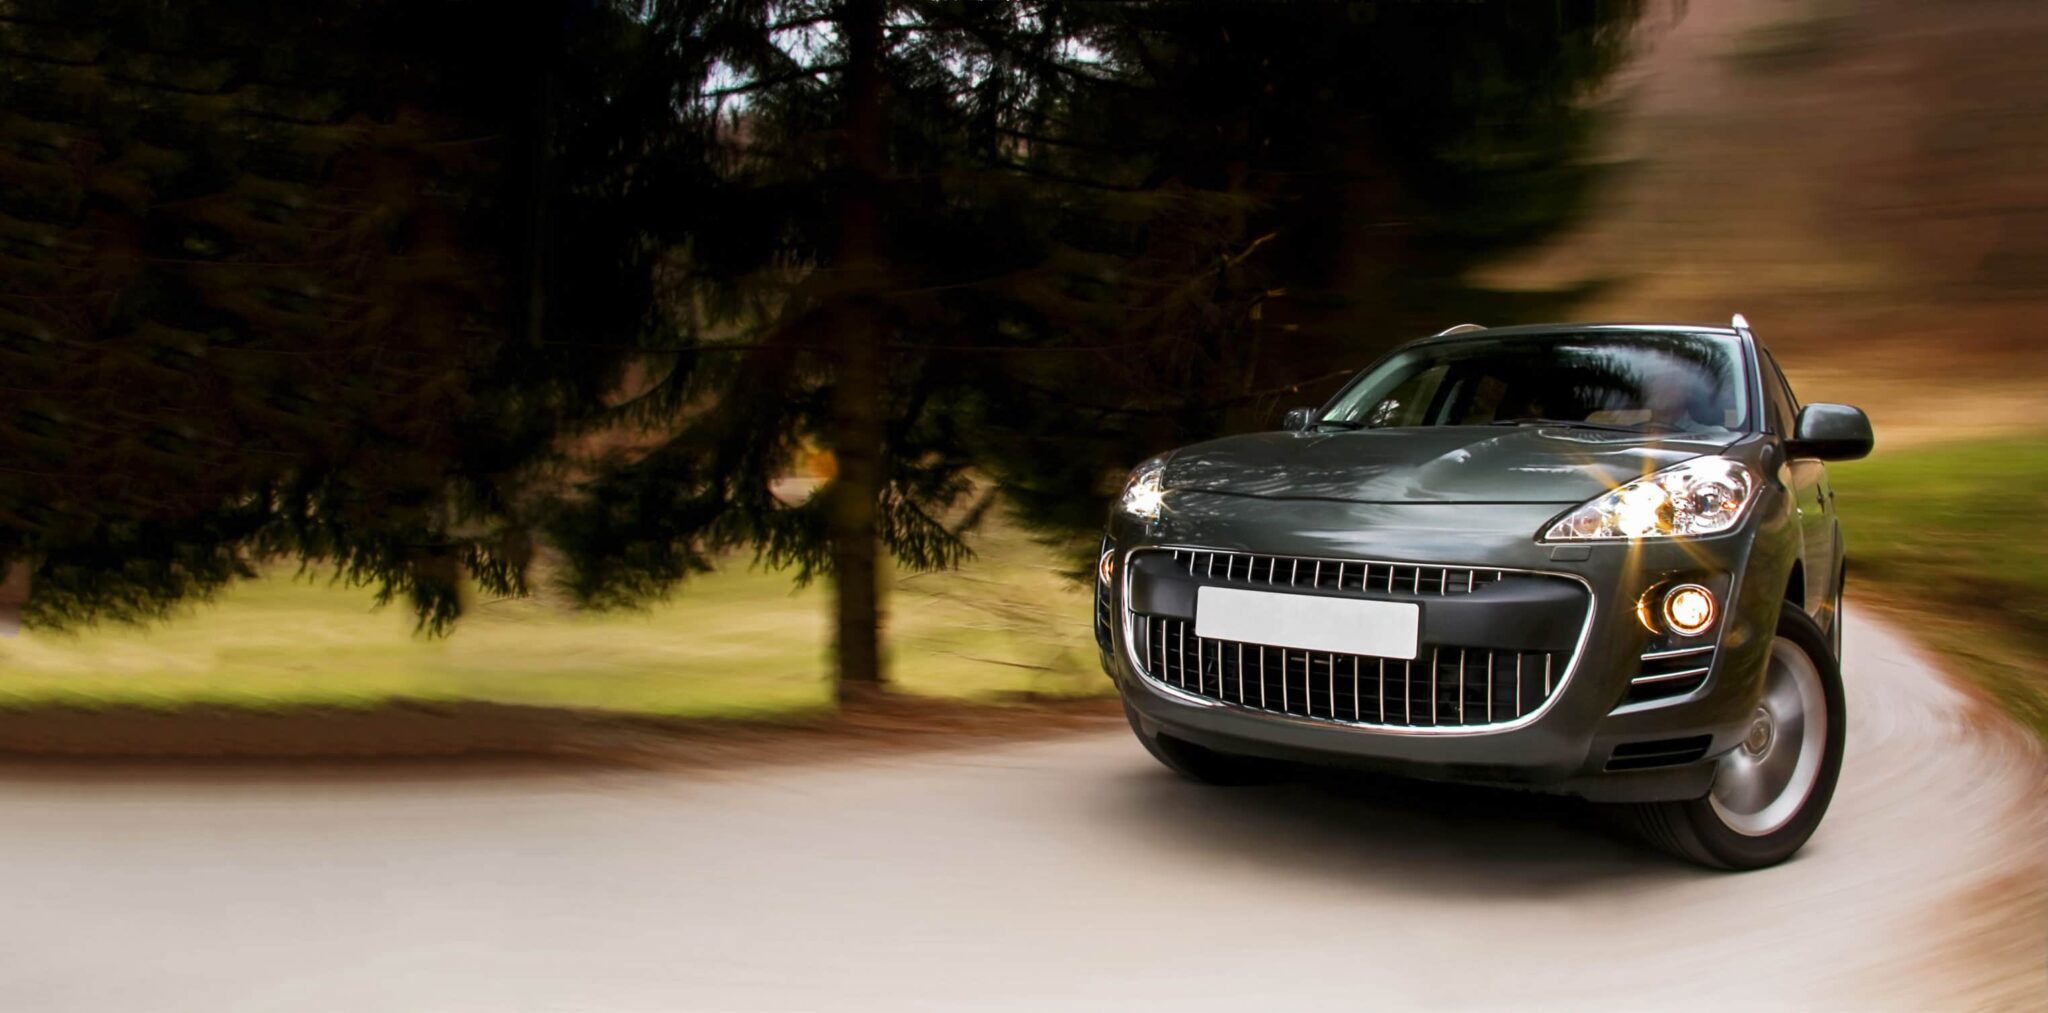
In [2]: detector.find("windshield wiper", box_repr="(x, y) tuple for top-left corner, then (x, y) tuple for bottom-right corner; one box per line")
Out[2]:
(1488, 417), (1673, 434)
(1312, 418), (1367, 430)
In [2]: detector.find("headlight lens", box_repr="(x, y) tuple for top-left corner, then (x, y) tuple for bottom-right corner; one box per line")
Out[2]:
(1118, 456), (1169, 521)
(1544, 457), (1756, 541)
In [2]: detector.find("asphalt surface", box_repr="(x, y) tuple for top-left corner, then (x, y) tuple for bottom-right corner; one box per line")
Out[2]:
(2, 607), (2041, 1011)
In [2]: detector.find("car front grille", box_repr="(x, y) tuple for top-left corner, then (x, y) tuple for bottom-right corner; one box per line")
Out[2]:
(1164, 548), (1507, 597)
(1133, 614), (1568, 729)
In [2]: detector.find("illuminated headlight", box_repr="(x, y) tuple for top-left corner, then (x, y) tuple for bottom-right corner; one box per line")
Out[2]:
(1118, 456), (1169, 521)
(1544, 457), (1756, 541)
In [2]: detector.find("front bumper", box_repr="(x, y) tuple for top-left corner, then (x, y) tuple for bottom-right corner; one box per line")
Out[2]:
(1099, 493), (1794, 802)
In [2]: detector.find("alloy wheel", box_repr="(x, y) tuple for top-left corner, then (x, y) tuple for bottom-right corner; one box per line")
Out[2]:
(1708, 637), (1829, 837)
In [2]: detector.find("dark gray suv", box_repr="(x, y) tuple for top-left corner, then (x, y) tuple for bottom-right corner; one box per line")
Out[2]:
(1096, 317), (1874, 869)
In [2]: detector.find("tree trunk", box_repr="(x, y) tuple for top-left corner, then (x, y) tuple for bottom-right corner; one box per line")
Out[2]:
(0, 558), (27, 637)
(830, 0), (887, 700)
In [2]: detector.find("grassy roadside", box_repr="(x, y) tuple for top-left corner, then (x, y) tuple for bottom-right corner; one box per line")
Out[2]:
(1830, 434), (2048, 741)
(0, 513), (1111, 719)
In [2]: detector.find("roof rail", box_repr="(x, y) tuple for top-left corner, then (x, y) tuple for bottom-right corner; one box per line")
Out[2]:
(1730, 313), (1754, 338)
(1434, 323), (1487, 337)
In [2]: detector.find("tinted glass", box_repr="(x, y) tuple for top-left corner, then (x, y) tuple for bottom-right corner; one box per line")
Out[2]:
(1761, 349), (1799, 435)
(1320, 331), (1751, 434)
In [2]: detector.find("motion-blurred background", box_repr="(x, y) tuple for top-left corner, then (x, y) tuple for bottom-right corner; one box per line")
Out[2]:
(1, 0), (2042, 745)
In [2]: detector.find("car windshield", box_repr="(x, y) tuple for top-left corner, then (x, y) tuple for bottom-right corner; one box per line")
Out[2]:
(1317, 330), (1750, 434)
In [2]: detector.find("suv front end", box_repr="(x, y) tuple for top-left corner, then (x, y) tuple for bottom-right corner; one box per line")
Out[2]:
(1095, 321), (1871, 868)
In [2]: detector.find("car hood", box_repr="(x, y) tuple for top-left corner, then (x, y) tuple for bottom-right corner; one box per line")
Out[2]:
(1161, 427), (1739, 505)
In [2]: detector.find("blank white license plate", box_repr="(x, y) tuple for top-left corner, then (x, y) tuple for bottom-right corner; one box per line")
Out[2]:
(1194, 586), (1420, 661)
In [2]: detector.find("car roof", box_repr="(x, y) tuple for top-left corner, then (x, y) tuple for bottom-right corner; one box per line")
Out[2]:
(1413, 322), (1742, 342)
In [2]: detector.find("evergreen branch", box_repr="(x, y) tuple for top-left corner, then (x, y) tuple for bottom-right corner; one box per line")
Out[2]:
(901, 0), (1136, 91)
(703, 62), (846, 98)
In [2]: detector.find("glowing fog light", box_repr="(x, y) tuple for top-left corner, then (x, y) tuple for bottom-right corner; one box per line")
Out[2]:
(1663, 584), (1717, 636)
(1098, 548), (1115, 586)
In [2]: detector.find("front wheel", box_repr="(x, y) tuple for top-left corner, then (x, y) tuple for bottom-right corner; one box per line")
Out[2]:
(1618, 601), (1846, 870)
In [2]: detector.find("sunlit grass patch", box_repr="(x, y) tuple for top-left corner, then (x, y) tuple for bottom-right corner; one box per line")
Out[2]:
(0, 512), (1109, 718)
(1832, 434), (2048, 739)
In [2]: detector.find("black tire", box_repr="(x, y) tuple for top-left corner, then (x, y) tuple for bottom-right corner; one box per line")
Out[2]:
(1122, 701), (1272, 786)
(1618, 601), (1846, 870)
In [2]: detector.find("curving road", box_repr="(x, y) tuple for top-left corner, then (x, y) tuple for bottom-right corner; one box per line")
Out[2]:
(1, 608), (2041, 1011)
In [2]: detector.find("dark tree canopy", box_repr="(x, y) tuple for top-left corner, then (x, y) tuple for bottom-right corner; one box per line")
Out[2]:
(0, 0), (666, 629)
(1, 0), (1649, 695)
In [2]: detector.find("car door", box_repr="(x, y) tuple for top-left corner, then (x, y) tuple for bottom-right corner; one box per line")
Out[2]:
(1762, 349), (1836, 619)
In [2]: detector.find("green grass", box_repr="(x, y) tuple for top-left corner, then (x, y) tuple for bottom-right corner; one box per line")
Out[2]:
(1832, 434), (2048, 739)
(0, 514), (1110, 718)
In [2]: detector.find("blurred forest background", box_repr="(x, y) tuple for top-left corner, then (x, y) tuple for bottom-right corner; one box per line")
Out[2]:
(1, 0), (2042, 737)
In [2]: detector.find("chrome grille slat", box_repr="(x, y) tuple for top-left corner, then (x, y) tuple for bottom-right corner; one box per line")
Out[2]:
(1455, 648), (1466, 723)
(1182, 634), (1193, 691)
(1486, 651), (1495, 724)
(1641, 645), (1714, 662)
(1429, 647), (1439, 725)
(1352, 656), (1361, 722)
(1405, 655), (1414, 725)
(1632, 665), (1711, 684)
(1327, 652), (1337, 721)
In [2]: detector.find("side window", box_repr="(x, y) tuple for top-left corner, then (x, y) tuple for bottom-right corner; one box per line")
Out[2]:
(1760, 350), (1798, 435)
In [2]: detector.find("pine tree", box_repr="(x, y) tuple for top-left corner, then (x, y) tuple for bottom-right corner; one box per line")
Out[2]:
(0, 0), (666, 631)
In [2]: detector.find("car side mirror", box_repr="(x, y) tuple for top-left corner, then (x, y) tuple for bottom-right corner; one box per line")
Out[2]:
(1790, 403), (1874, 461)
(1283, 407), (1317, 432)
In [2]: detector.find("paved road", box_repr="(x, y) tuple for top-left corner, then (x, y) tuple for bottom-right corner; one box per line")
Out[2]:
(2, 608), (2041, 1011)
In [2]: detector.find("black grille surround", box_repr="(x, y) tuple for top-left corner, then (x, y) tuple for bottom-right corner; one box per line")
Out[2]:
(1122, 547), (1591, 733)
